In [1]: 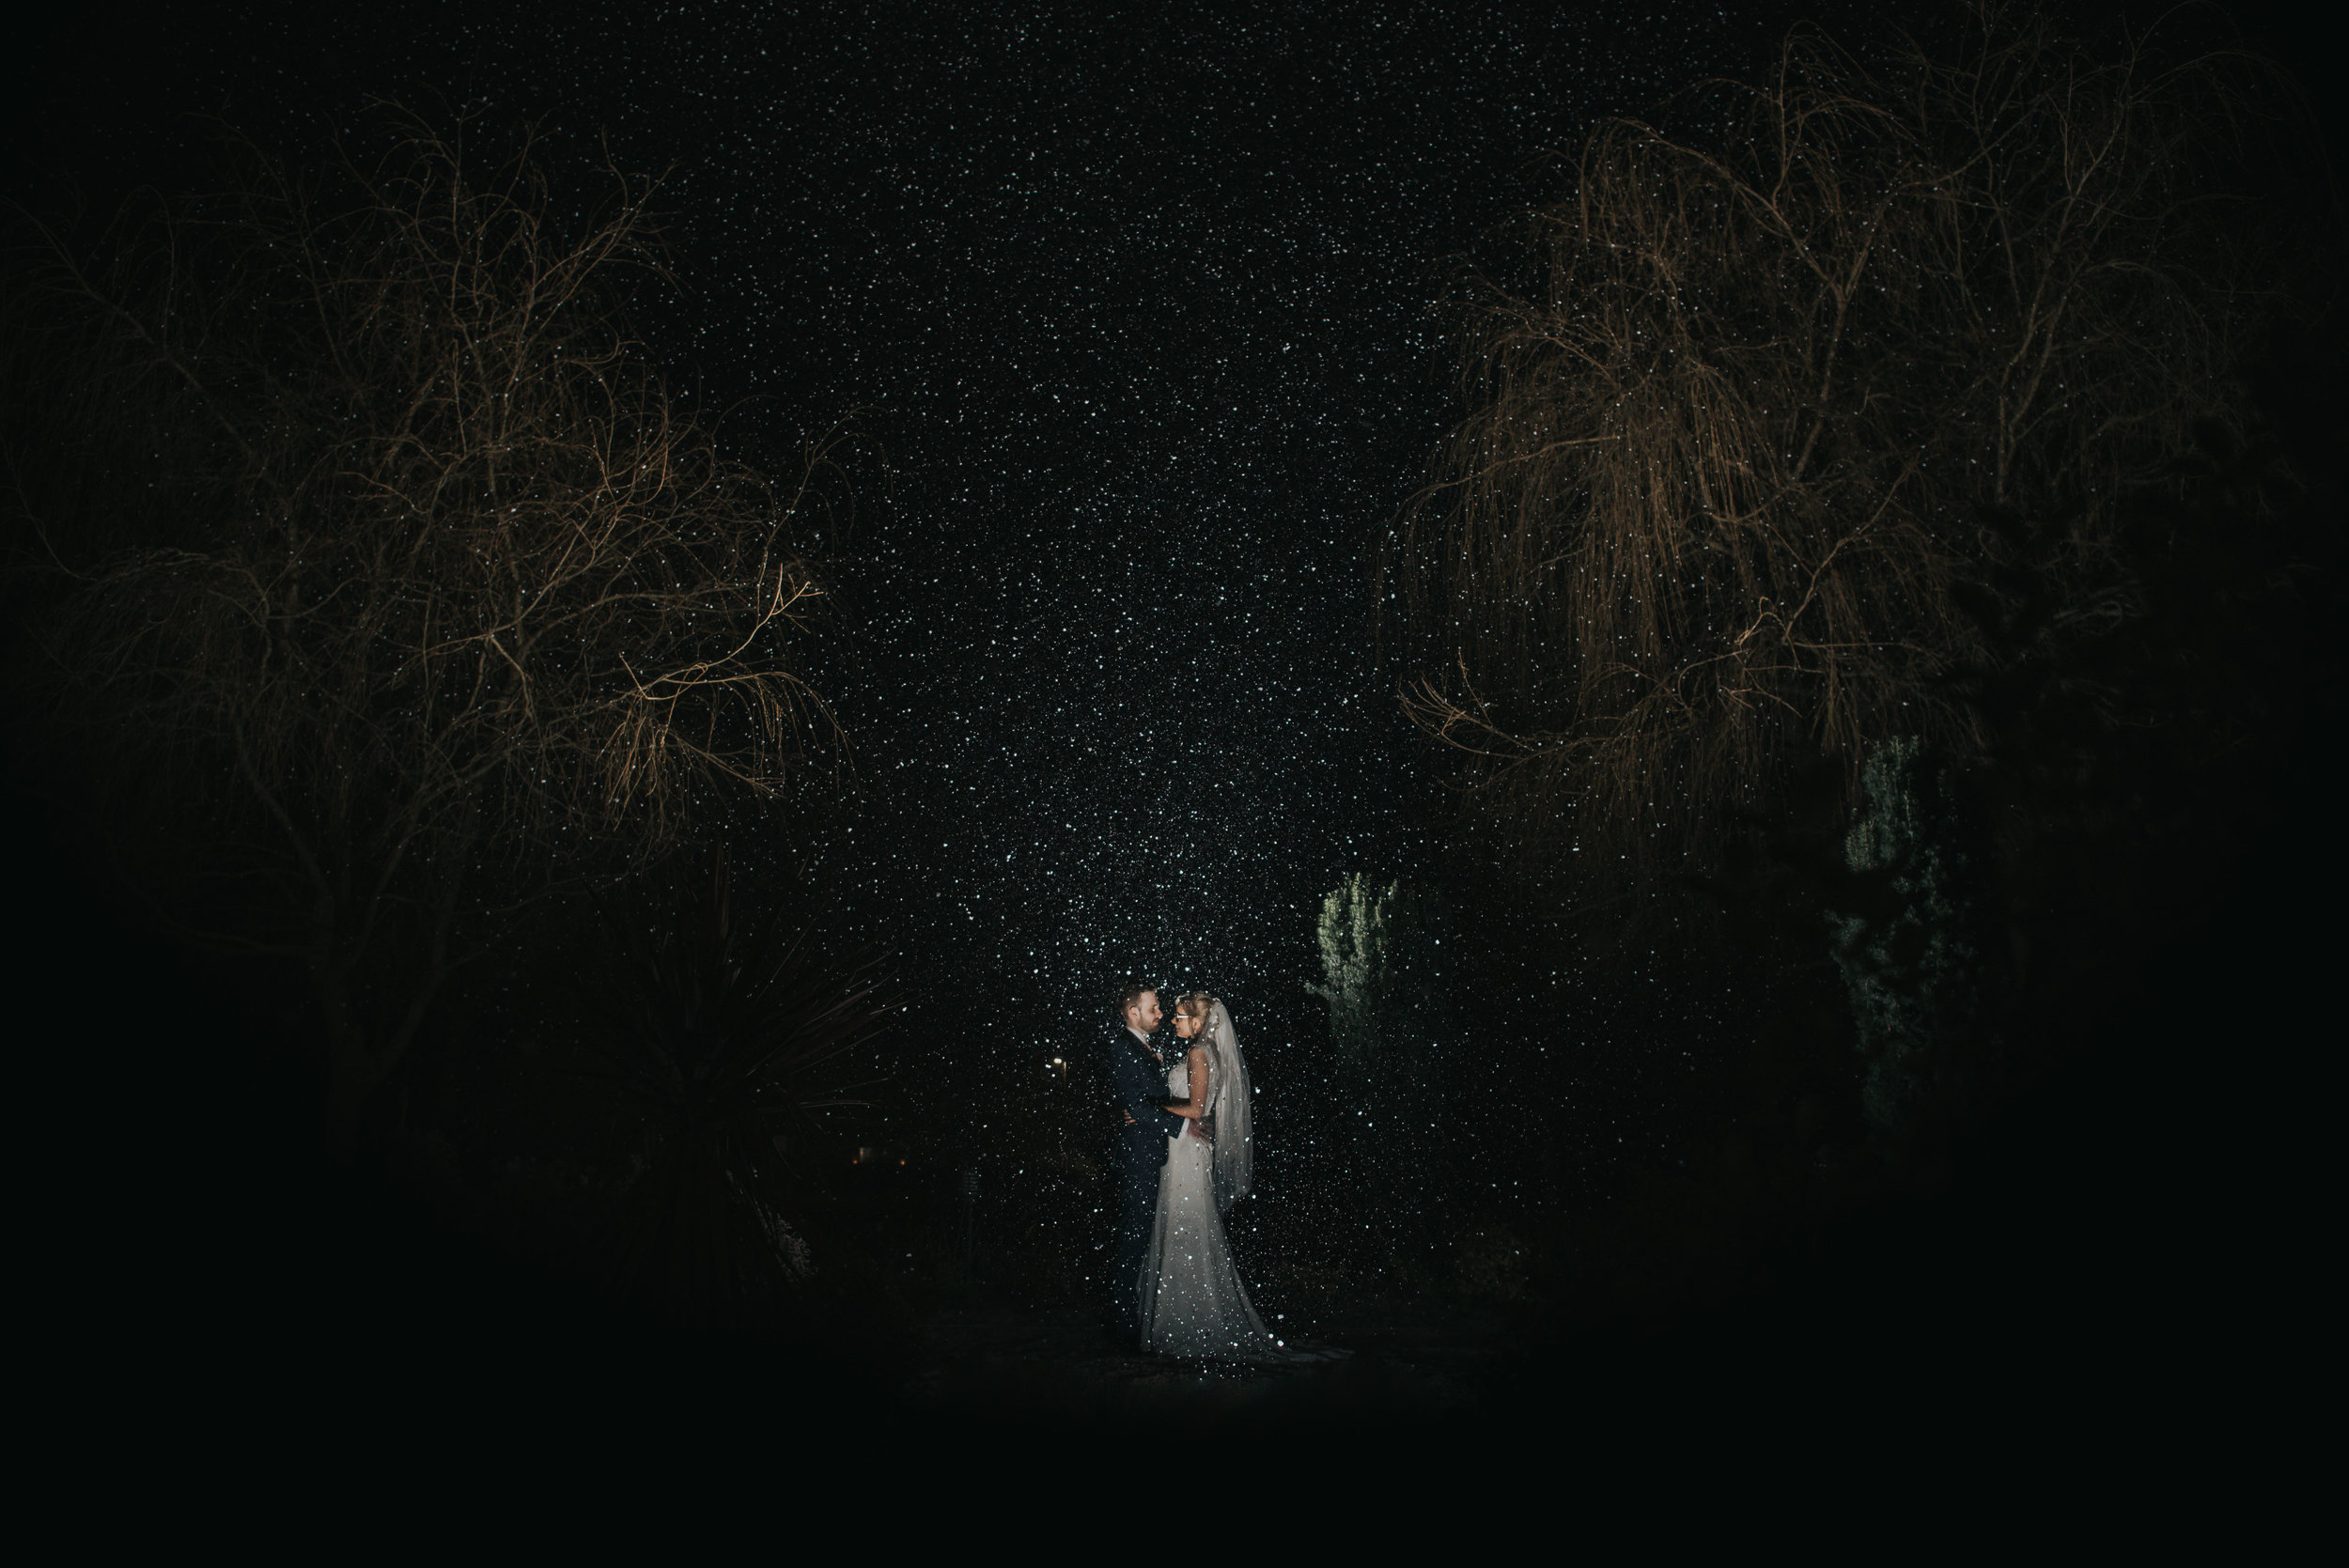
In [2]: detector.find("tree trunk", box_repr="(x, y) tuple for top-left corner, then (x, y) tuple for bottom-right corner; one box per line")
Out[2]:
(316, 972), (392, 1157)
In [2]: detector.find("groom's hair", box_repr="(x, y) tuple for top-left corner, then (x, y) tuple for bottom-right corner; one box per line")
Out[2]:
(1111, 980), (1156, 1022)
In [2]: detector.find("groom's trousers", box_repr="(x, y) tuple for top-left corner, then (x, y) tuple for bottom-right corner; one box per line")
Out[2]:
(1112, 1161), (1157, 1336)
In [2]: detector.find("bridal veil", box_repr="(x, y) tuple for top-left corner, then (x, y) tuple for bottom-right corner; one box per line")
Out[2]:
(1203, 999), (1252, 1211)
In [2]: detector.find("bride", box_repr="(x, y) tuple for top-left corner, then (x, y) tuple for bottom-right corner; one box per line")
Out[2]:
(1138, 993), (1291, 1361)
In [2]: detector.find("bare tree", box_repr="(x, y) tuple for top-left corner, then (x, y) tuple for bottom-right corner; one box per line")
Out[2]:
(1387, 6), (2324, 904)
(3, 112), (854, 1145)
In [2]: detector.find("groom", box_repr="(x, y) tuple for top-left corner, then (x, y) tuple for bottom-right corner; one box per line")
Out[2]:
(1099, 981), (1185, 1345)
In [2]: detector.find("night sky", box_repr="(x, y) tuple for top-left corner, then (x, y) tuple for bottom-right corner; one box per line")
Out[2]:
(35, 2), (1843, 1013)
(432, 2), (1759, 998)
(8, 0), (2210, 1063)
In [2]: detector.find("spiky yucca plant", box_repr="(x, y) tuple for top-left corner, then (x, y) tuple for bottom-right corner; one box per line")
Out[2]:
(571, 847), (891, 1329)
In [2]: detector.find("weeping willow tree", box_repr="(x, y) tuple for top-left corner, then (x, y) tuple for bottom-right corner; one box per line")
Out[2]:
(1, 112), (855, 1145)
(1388, 5), (2318, 902)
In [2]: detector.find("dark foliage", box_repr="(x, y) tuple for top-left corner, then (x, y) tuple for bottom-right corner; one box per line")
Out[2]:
(549, 847), (895, 1329)
(1530, 348), (2348, 1316)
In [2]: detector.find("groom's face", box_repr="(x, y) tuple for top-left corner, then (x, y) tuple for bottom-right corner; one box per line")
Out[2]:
(1127, 991), (1162, 1034)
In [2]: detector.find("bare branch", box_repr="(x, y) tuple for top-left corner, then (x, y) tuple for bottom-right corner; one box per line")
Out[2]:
(1384, 5), (2318, 897)
(3, 108), (855, 1139)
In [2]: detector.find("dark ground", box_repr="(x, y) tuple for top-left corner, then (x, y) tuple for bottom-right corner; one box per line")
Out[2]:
(19, 713), (2331, 1441)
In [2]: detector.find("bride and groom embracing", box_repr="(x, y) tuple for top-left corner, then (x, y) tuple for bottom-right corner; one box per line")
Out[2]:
(1099, 982), (1293, 1361)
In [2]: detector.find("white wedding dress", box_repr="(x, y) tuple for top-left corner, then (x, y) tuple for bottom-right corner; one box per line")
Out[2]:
(1136, 1018), (1290, 1362)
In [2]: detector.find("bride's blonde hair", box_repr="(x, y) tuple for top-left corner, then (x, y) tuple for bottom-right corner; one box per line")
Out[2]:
(1175, 993), (1216, 1030)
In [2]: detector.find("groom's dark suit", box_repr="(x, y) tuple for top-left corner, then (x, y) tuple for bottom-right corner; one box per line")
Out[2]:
(1099, 1021), (1185, 1341)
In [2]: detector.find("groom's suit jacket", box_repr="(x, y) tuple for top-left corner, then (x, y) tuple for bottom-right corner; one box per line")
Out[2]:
(1100, 1023), (1185, 1181)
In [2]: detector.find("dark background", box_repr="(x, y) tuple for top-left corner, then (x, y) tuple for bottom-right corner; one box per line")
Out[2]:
(9, 0), (2337, 1427)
